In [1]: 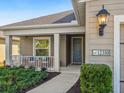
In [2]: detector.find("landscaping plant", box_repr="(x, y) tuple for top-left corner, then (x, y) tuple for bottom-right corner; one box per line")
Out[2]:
(0, 67), (48, 93)
(80, 64), (112, 93)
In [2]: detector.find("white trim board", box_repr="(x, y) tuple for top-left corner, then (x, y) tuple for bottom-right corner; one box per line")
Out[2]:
(3, 26), (85, 36)
(114, 15), (124, 93)
(1, 23), (79, 30)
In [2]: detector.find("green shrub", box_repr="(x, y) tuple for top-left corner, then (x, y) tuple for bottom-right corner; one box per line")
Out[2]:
(0, 67), (48, 93)
(80, 64), (112, 93)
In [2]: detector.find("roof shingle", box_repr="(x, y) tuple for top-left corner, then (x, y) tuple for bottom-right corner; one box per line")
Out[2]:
(3, 10), (76, 27)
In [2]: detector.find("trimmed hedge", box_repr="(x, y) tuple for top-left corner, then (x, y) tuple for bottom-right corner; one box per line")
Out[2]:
(80, 64), (112, 93)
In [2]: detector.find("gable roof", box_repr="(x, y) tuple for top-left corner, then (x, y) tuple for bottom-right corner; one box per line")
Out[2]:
(2, 10), (76, 28)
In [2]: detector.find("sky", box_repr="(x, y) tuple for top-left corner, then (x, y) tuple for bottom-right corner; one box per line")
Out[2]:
(0, 0), (73, 26)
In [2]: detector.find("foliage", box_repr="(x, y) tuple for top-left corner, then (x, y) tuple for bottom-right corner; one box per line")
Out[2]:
(80, 64), (112, 93)
(41, 67), (47, 71)
(35, 39), (49, 56)
(28, 65), (35, 70)
(35, 39), (49, 49)
(0, 67), (48, 93)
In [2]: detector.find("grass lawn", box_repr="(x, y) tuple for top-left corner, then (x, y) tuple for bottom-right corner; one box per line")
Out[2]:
(0, 67), (48, 93)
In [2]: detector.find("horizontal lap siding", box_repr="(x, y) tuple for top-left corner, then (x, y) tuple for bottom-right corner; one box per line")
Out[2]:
(86, 0), (124, 69)
(120, 25), (124, 81)
(60, 35), (67, 66)
(20, 37), (33, 56)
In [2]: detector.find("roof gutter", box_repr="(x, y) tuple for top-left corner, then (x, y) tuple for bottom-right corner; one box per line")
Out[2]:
(0, 23), (80, 31)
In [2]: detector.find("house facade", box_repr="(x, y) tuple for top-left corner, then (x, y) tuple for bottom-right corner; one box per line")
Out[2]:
(1, 0), (124, 93)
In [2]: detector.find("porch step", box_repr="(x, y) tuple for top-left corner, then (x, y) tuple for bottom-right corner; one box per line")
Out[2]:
(60, 65), (80, 74)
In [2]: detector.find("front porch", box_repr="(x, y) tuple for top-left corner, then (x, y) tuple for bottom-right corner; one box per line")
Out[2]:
(4, 24), (85, 72)
(6, 34), (85, 72)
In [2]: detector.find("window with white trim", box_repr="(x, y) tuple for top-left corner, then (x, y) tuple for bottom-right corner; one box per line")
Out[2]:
(33, 37), (50, 56)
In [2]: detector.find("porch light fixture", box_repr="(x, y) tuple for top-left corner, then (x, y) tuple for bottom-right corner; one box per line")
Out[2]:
(96, 5), (110, 36)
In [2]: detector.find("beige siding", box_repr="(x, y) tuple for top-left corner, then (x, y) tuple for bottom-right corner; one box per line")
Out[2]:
(51, 36), (54, 56)
(120, 25), (124, 81)
(20, 37), (33, 56)
(85, 6), (124, 93)
(86, 1), (124, 92)
(60, 35), (67, 66)
(20, 36), (54, 56)
(86, 0), (124, 69)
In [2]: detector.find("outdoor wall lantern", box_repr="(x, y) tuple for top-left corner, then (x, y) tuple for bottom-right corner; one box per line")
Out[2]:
(96, 5), (110, 36)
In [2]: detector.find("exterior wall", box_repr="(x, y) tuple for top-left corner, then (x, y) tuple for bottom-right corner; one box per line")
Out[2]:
(66, 34), (85, 65)
(20, 37), (33, 56)
(86, 0), (124, 69)
(20, 36), (54, 56)
(20, 35), (67, 66)
(120, 25), (124, 81)
(66, 35), (71, 65)
(60, 35), (67, 66)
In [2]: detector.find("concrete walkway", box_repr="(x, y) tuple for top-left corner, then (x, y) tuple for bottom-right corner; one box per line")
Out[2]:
(27, 65), (80, 93)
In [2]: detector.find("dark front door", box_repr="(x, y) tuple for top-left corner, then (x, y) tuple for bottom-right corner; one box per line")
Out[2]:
(72, 37), (83, 64)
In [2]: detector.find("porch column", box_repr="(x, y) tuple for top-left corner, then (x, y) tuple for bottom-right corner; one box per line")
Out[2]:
(54, 34), (60, 72)
(5, 36), (12, 66)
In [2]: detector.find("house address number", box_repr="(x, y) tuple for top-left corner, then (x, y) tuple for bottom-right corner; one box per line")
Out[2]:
(92, 49), (111, 56)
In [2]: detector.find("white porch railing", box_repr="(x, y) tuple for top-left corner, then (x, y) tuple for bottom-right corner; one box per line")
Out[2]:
(12, 55), (54, 71)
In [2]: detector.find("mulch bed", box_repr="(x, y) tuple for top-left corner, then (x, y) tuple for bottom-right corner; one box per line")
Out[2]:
(22, 72), (60, 93)
(66, 79), (81, 93)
